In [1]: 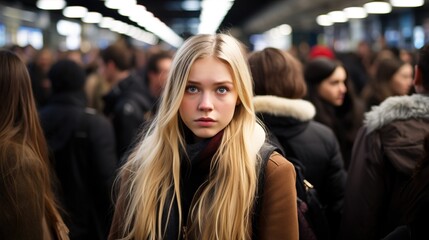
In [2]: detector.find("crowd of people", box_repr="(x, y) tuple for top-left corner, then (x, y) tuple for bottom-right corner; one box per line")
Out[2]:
(1, 33), (428, 240)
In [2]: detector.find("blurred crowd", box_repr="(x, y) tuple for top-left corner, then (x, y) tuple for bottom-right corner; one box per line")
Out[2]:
(2, 36), (428, 240)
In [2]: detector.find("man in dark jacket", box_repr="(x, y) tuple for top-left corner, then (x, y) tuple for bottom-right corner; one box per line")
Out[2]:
(144, 50), (172, 113)
(39, 59), (118, 240)
(100, 44), (154, 159)
(339, 44), (429, 240)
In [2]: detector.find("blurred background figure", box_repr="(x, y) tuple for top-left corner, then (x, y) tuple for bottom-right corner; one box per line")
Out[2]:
(361, 57), (414, 110)
(308, 45), (336, 60)
(249, 47), (346, 239)
(100, 43), (153, 159)
(143, 50), (173, 114)
(27, 48), (55, 108)
(39, 59), (117, 240)
(79, 48), (110, 113)
(0, 49), (69, 240)
(339, 42), (429, 240)
(304, 57), (364, 169)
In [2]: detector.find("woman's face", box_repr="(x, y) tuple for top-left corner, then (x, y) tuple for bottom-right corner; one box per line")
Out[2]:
(317, 66), (347, 106)
(179, 56), (239, 141)
(390, 63), (413, 96)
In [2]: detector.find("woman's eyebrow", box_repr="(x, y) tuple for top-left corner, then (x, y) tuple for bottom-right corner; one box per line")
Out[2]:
(186, 80), (234, 85)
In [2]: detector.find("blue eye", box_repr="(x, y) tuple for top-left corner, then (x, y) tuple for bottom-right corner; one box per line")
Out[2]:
(186, 86), (198, 93)
(217, 87), (228, 94)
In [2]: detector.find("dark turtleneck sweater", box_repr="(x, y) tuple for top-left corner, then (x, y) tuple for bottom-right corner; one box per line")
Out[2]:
(162, 130), (224, 239)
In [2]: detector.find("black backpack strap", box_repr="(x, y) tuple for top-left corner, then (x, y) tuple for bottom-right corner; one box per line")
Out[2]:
(252, 142), (281, 240)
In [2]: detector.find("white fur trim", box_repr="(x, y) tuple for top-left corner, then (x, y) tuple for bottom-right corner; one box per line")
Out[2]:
(253, 95), (316, 121)
(365, 94), (429, 133)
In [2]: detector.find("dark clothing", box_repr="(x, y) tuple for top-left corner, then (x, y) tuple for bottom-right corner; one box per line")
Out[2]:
(109, 125), (298, 240)
(28, 62), (51, 108)
(39, 91), (117, 240)
(340, 94), (429, 240)
(103, 74), (154, 159)
(254, 96), (346, 238)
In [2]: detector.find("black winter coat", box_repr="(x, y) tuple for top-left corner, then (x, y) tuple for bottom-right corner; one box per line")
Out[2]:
(254, 95), (347, 237)
(103, 74), (154, 159)
(39, 91), (117, 240)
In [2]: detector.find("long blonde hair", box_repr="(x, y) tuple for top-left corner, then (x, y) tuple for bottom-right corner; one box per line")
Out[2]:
(117, 34), (257, 239)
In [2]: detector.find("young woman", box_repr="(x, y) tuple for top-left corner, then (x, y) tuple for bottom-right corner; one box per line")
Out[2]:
(361, 57), (413, 110)
(304, 57), (364, 169)
(0, 50), (69, 239)
(109, 34), (298, 240)
(249, 47), (347, 239)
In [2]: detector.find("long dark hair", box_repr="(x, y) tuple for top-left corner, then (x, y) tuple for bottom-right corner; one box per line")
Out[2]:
(304, 57), (363, 167)
(361, 57), (408, 107)
(417, 44), (429, 90)
(0, 50), (62, 230)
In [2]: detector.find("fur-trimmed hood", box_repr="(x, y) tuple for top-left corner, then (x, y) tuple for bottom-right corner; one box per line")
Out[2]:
(365, 94), (429, 134)
(253, 95), (316, 121)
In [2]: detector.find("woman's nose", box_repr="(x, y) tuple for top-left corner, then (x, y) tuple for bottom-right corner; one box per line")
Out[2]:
(339, 82), (347, 93)
(198, 93), (214, 111)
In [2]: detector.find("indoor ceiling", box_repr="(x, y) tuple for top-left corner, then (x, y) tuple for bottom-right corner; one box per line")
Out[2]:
(2, 0), (427, 45)
(1, 0), (283, 38)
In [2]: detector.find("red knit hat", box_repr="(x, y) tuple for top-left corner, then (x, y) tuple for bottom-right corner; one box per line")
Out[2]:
(309, 45), (335, 60)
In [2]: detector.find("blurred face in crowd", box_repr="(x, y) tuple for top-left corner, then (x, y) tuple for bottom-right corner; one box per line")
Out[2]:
(317, 66), (347, 106)
(98, 58), (114, 85)
(390, 63), (413, 96)
(149, 58), (172, 98)
(179, 56), (238, 141)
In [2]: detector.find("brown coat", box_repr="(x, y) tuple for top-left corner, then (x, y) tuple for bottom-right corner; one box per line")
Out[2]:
(258, 151), (298, 240)
(340, 94), (429, 240)
(109, 153), (298, 240)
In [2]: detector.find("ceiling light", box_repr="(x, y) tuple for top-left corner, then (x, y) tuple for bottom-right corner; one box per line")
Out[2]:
(327, 11), (348, 23)
(316, 15), (333, 26)
(57, 19), (81, 36)
(118, 3), (138, 17)
(390, 0), (424, 7)
(105, 0), (136, 10)
(343, 7), (367, 19)
(182, 1), (201, 11)
(199, 0), (235, 34)
(63, 6), (88, 18)
(99, 17), (114, 28)
(82, 12), (102, 23)
(278, 24), (292, 35)
(364, 2), (392, 14)
(36, 0), (66, 10)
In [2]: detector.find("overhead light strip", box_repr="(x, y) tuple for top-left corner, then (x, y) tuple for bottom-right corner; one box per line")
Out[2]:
(198, 0), (235, 34)
(105, 0), (183, 47)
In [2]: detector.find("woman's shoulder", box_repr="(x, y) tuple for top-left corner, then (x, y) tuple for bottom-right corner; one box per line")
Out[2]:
(265, 151), (295, 176)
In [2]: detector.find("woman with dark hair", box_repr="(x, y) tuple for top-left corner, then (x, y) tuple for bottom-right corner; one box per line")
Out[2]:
(340, 43), (429, 240)
(361, 57), (413, 110)
(0, 50), (69, 239)
(304, 57), (364, 169)
(249, 47), (346, 238)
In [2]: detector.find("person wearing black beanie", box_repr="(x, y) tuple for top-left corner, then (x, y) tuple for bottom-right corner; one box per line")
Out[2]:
(39, 59), (118, 240)
(49, 59), (86, 93)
